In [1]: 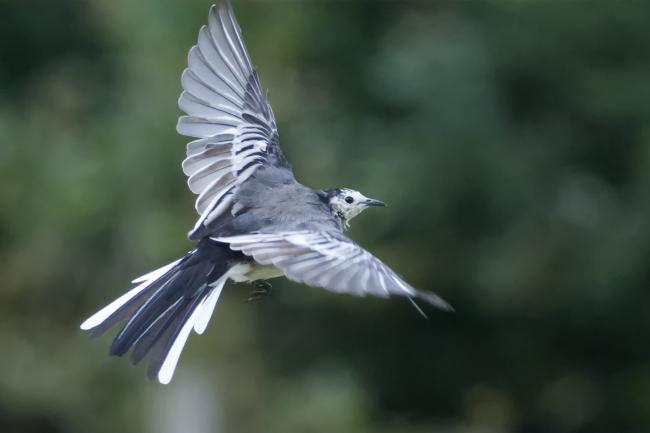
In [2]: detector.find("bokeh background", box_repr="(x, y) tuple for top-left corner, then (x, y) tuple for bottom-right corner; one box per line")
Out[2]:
(2, 0), (650, 432)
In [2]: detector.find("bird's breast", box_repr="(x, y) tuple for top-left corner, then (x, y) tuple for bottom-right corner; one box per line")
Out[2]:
(228, 262), (285, 283)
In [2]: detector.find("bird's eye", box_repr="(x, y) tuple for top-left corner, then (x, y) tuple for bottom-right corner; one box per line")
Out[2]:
(345, 196), (354, 204)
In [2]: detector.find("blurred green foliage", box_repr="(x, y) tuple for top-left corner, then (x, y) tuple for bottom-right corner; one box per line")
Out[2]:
(1, 0), (650, 432)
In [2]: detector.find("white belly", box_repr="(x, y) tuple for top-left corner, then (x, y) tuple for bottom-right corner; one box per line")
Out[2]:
(227, 263), (285, 283)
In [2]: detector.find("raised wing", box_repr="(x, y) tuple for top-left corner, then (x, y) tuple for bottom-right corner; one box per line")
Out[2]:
(214, 231), (453, 312)
(178, 1), (288, 237)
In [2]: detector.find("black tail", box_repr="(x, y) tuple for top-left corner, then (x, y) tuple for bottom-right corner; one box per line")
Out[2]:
(81, 239), (237, 383)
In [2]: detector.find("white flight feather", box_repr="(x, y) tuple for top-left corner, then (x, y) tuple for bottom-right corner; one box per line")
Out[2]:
(157, 305), (204, 384)
(80, 286), (144, 330)
(130, 259), (182, 284)
(80, 261), (176, 331)
(193, 274), (228, 335)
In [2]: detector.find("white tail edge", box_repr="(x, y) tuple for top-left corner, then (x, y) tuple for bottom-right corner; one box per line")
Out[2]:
(80, 259), (181, 330)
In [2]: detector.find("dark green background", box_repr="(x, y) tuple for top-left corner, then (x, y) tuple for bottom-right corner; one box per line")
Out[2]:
(1, 1), (649, 432)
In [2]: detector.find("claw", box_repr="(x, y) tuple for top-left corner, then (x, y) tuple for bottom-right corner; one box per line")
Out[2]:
(245, 280), (272, 302)
(253, 280), (272, 291)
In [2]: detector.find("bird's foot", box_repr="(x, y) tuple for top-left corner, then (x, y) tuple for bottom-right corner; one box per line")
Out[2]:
(246, 280), (272, 302)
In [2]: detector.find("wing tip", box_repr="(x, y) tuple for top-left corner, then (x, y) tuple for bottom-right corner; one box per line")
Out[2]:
(210, 1), (231, 27)
(417, 290), (455, 313)
(215, 0), (233, 17)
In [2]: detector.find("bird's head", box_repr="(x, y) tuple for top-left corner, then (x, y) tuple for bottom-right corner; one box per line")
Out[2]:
(321, 188), (386, 230)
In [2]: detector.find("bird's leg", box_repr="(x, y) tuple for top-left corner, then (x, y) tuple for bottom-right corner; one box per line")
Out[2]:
(246, 280), (272, 302)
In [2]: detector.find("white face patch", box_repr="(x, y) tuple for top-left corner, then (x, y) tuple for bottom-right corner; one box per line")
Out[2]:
(329, 188), (380, 229)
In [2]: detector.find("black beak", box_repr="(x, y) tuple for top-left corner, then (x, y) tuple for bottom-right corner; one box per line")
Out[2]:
(364, 198), (386, 207)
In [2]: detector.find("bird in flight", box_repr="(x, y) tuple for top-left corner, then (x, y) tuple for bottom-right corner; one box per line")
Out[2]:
(81, 0), (452, 384)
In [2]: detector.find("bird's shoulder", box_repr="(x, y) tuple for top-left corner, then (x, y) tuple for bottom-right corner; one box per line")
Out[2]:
(201, 167), (340, 237)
